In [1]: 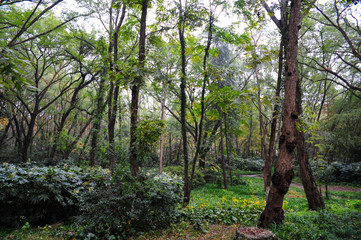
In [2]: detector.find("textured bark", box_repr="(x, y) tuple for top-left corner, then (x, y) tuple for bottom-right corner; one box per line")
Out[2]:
(264, 39), (283, 196)
(296, 82), (325, 210)
(178, 15), (191, 206)
(259, 0), (301, 228)
(129, 0), (148, 176)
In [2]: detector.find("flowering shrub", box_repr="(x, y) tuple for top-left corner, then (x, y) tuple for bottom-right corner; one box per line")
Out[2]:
(0, 163), (111, 227)
(76, 171), (183, 239)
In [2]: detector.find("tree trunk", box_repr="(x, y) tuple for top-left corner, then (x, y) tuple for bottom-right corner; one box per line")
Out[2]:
(129, 0), (148, 176)
(0, 120), (11, 149)
(246, 110), (253, 157)
(189, 12), (213, 190)
(255, 66), (268, 161)
(259, 0), (301, 228)
(220, 115), (228, 190)
(89, 76), (106, 167)
(296, 81), (325, 210)
(264, 39), (283, 196)
(199, 120), (221, 168)
(178, 16), (191, 206)
(224, 116), (233, 186)
(159, 80), (169, 173)
(21, 110), (38, 162)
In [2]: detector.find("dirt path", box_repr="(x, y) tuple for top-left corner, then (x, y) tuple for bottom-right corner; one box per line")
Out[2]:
(290, 182), (360, 192)
(242, 175), (360, 192)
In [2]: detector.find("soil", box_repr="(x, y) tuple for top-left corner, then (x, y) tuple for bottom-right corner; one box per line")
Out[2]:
(291, 182), (360, 192)
(242, 175), (360, 192)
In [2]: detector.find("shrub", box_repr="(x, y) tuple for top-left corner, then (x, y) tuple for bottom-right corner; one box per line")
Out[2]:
(314, 161), (361, 184)
(0, 163), (111, 227)
(233, 157), (264, 172)
(163, 166), (206, 188)
(76, 171), (183, 239)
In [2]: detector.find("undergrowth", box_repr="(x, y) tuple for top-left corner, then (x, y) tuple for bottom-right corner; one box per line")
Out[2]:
(1, 176), (360, 240)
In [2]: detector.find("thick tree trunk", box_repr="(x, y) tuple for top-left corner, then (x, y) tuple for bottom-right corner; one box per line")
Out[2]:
(259, 0), (301, 228)
(296, 82), (325, 210)
(129, 0), (148, 176)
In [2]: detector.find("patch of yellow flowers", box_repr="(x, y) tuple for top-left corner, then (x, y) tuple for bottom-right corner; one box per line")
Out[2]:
(190, 195), (267, 211)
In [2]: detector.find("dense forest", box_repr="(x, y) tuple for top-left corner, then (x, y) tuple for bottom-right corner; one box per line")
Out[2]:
(0, 0), (360, 239)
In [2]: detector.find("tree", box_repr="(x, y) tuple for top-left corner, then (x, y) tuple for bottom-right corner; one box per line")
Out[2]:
(303, 1), (361, 98)
(106, 0), (126, 171)
(259, 0), (302, 227)
(129, 0), (149, 176)
(49, 31), (100, 162)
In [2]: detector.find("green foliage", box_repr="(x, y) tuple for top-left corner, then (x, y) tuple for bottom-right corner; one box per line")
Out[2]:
(0, 47), (31, 90)
(135, 119), (165, 158)
(76, 171), (183, 239)
(314, 162), (361, 184)
(182, 181), (266, 227)
(163, 166), (206, 188)
(232, 157), (265, 171)
(272, 210), (361, 240)
(0, 163), (111, 227)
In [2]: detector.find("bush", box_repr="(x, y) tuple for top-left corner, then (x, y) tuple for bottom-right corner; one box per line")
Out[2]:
(314, 161), (361, 184)
(233, 157), (264, 172)
(0, 163), (111, 227)
(163, 166), (206, 188)
(76, 171), (183, 239)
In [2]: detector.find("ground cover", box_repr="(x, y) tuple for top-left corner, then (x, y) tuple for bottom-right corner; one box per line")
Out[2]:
(1, 176), (360, 239)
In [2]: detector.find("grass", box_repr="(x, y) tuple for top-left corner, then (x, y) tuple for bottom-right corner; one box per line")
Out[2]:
(1, 176), (360, 239)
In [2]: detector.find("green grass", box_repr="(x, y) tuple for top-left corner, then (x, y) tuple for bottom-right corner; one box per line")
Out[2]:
(185, 178), (361, 239)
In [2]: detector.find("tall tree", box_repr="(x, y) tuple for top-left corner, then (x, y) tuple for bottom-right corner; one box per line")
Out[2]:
(106, 1), (126, 171)
(129, 0), (149, 176)
(177, 0), (191, 206)
(259, 0), (302, 227)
